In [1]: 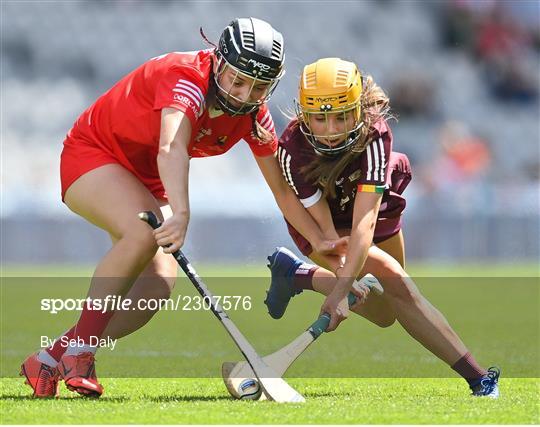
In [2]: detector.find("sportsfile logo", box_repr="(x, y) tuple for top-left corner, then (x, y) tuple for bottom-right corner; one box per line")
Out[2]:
(40, 295), (252, 314)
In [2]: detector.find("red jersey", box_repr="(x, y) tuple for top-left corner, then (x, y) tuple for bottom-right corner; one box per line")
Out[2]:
(66, 50), (277, 179)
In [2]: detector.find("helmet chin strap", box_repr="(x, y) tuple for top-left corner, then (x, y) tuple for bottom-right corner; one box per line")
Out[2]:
(311, 131), (359, 157)
(301, 119), (362, 156)
(215, 91), (258, 116)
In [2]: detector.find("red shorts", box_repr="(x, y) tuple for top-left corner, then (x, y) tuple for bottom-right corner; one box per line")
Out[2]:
(286, 152), (412, 256)
(60, 136), (166, 201)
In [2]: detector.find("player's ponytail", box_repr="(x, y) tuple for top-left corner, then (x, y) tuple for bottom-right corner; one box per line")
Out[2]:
(199, 27), (218, 49)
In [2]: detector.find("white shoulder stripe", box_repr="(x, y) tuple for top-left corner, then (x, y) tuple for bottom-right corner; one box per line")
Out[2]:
(279, 148), (288, 182)
(175, 83), (203, 104)
(278, 146), (288, 181)
(278, 146), (286, 171)
(262, 120), (275, 132)
(284, 153), (298, 195)
(372, 140), (380, 182)
(260, 109), (271, 121)
(177, 79), (204, 101)
(366, 144), (373, 180)
(177, 78), (203, 93)
(263, 122), (275, 133)
(277, 146), (299, 195)
(378, 138), (386, 181)
(300, 189), (322, 208)
(259, 111), (272, 128)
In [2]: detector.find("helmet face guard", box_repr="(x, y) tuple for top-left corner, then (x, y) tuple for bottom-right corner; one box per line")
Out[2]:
(214, 18), (285, 116)
(296, 58), (364, 156)
(213, 51), (282, 116)
(295, 99), (363, 156)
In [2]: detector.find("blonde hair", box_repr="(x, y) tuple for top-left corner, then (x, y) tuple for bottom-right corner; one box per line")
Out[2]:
(300, 75), (394, 199)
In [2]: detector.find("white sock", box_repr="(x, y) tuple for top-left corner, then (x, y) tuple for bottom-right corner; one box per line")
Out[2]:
(296, 263), (315, 275)
(64, 343), (97, 356)
(37, 350), (59, 368)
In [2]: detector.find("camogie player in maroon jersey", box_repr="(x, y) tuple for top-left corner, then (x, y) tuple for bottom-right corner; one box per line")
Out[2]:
(264, 58), (500, 397)
(20, 19), (345, 399)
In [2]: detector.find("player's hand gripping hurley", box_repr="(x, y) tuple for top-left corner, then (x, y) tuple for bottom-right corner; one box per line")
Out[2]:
(139, 211), (305, 403)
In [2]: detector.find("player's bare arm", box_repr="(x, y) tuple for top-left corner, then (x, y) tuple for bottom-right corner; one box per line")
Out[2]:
(155, 107), (192, 253)
(306, 198), (347, 252)
(321, 191), (382, 331)
(306, 198), (339, 238)
(254, 154), (347, 256)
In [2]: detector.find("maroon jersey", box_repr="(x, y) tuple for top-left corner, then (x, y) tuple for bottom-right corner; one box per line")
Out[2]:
(277, 119), (411, 255)
(278, 119), (392, 227)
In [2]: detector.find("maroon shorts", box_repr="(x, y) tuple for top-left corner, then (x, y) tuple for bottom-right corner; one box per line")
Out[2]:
(286, 152), (412, 256)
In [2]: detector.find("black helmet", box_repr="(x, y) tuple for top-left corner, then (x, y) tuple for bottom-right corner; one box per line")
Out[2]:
(214, 17), (285, 115)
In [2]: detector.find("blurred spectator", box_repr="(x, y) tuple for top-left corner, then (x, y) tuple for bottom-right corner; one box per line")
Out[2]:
(474, 2), (538, 102)
(439, 0), (497, 51)
(481, 56), (538, 103)
(418, 120), (493, 213)
(439, 0), (539, 103)
(389, 72), (438, 118)
(431, 120), (491, 183)
(474, 3), (528, 60)
(440, 0), (478, 51)
(2, 0), (537, 219)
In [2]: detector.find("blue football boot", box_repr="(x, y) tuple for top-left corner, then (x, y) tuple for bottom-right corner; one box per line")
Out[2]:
(264, 247), (305, 319)
(470, 366), (501, 398)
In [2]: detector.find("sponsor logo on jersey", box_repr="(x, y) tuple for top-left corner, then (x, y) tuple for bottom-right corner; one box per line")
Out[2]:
(173, 94), (193, 106)
(348, 170), (362, 182)
(173, 94), (199, 116)
(173, 79), (205, 118)
(339, 195), (350, 211)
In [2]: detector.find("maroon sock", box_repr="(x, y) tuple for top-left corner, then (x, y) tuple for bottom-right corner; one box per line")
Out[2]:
(451, 352), (487, 386)
(292, 263), (318, 291)
(45, 326), (76, 362)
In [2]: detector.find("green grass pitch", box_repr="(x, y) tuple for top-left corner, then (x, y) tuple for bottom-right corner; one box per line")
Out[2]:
(2, 378), (538, 424)
(1, 263), (539, 424)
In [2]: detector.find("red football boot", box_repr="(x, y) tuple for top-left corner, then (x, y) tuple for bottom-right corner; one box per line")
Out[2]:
(20, 352), (60, 398)
(58, 352), (103, 397)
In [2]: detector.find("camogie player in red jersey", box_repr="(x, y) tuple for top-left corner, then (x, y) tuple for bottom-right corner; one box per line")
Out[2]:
(20, 18), (345, 398)
(264, 58), (500, 397)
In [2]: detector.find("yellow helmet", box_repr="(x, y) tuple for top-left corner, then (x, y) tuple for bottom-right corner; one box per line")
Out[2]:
(295, 58), (364, 155)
